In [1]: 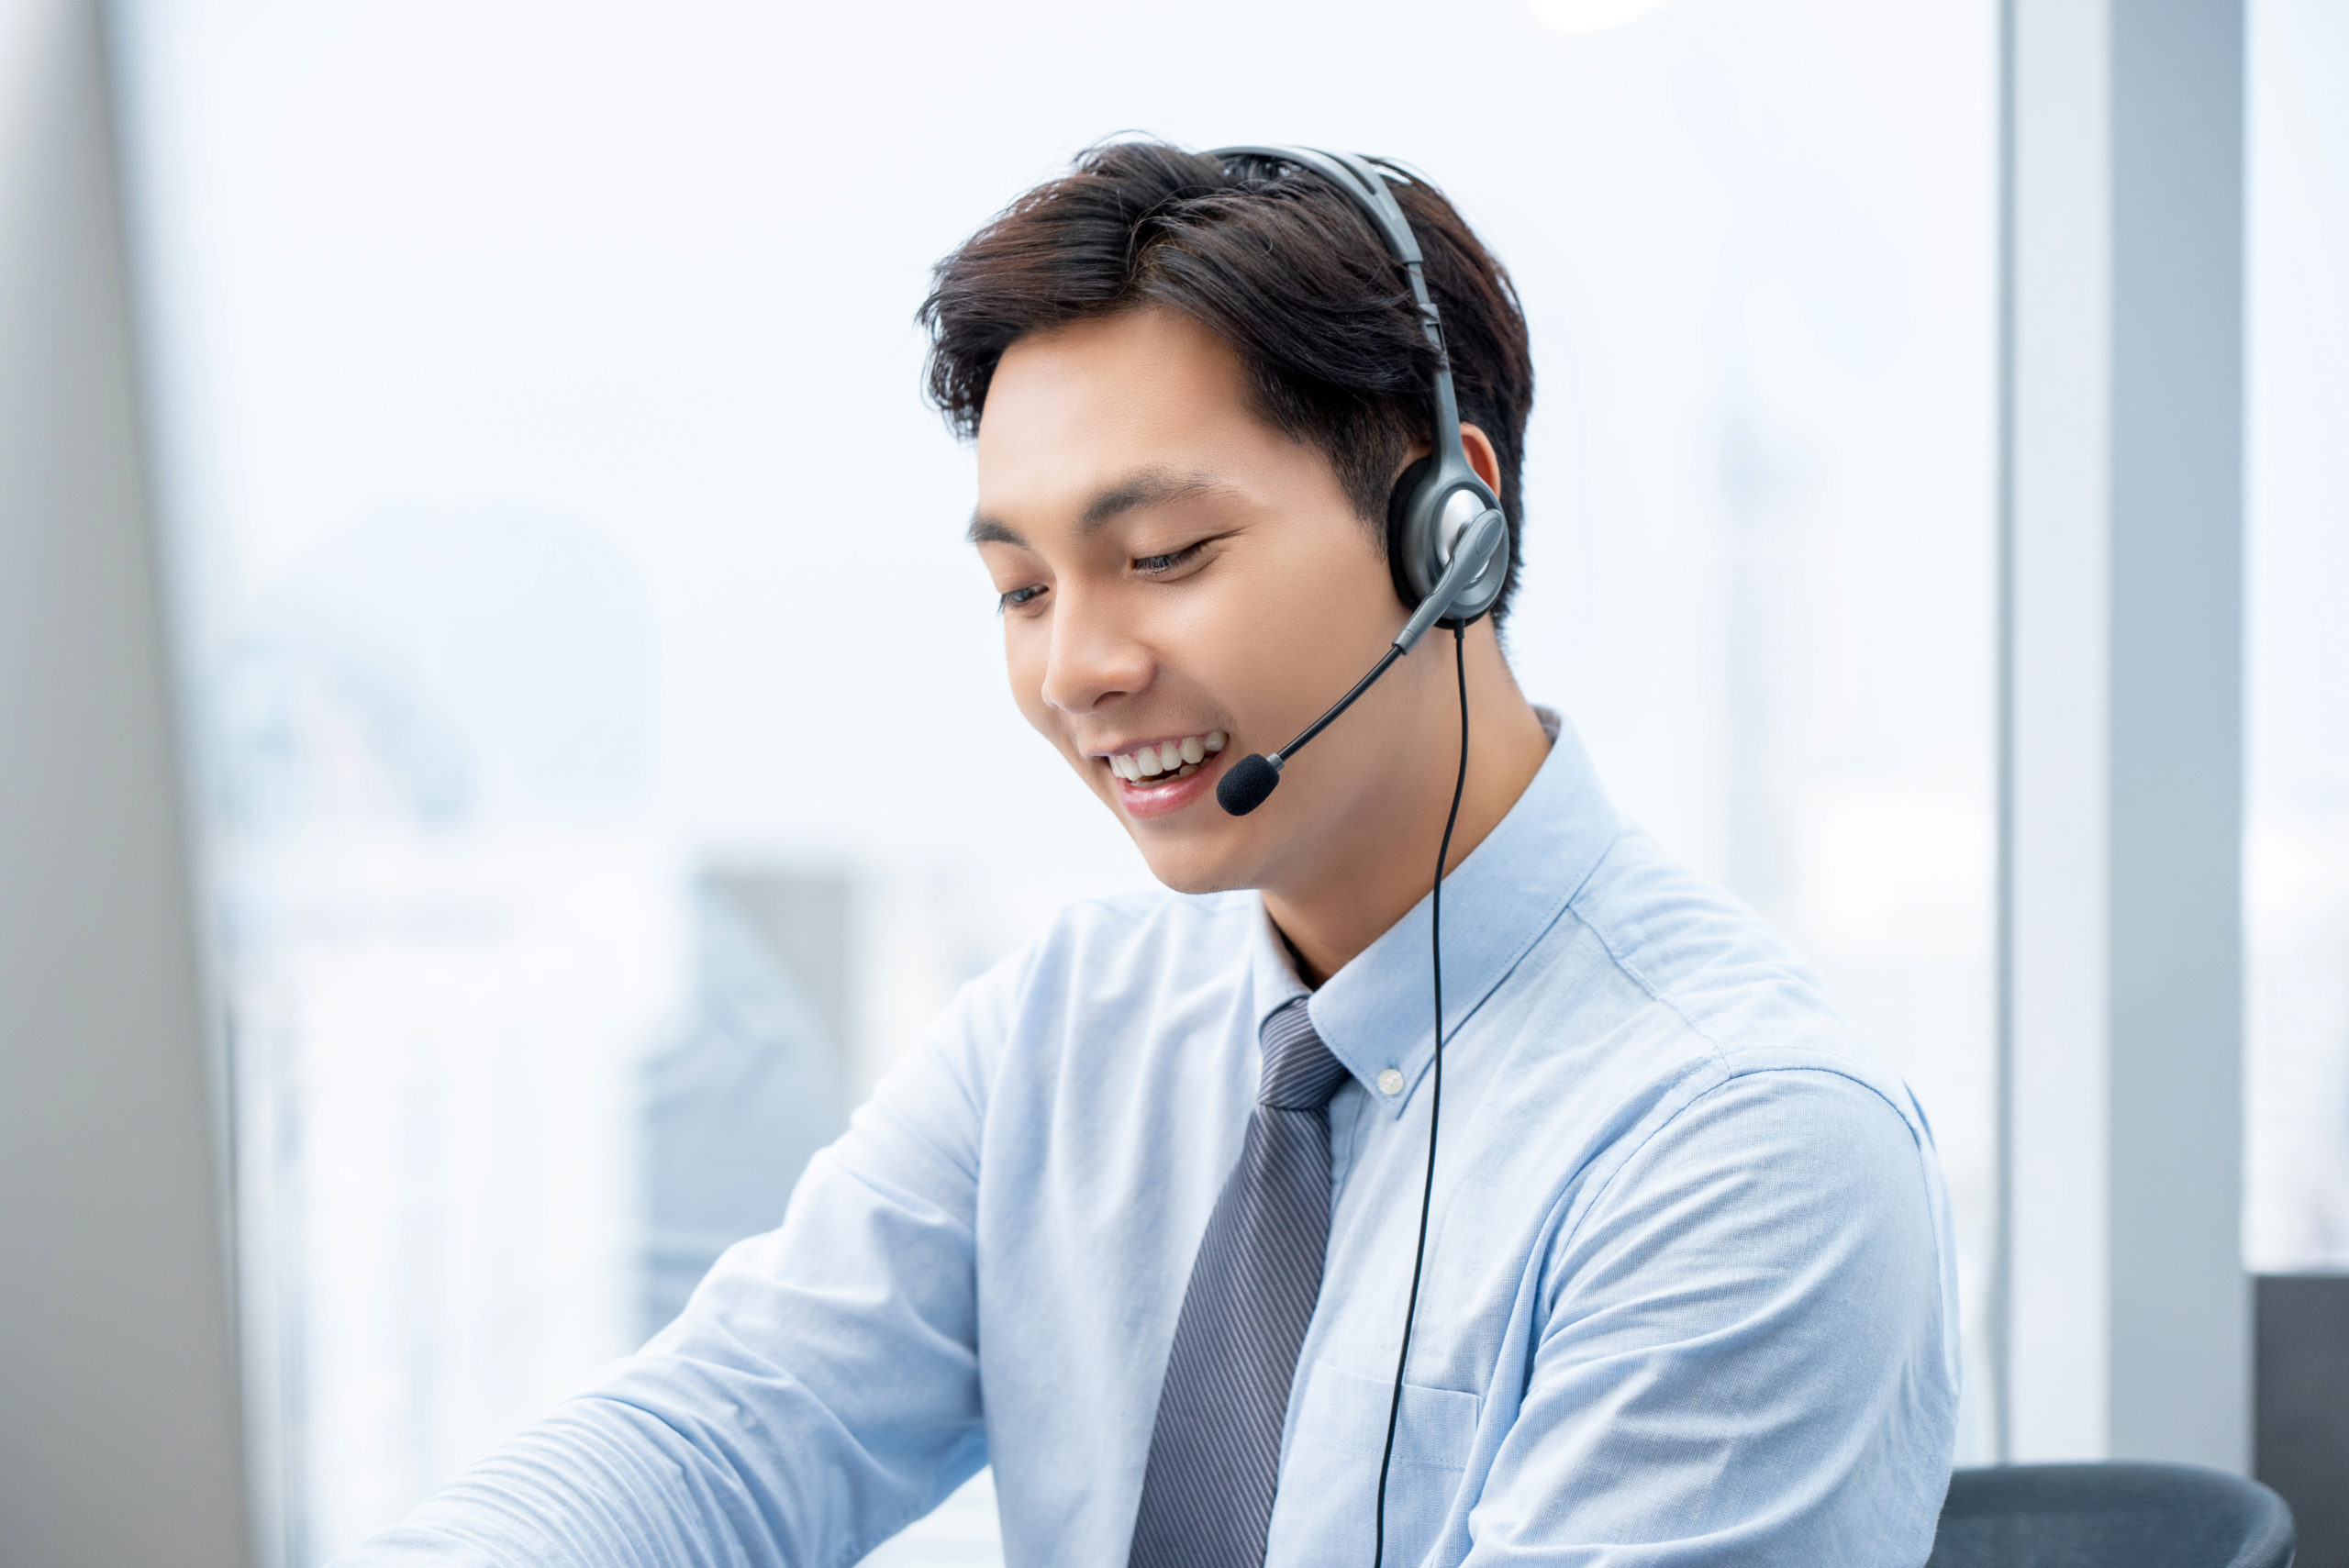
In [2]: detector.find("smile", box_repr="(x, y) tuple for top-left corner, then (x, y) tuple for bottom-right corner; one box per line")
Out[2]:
(1106, 730), (1229, 784)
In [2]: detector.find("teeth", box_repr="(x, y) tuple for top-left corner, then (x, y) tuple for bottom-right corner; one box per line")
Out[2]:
(1107, 732), (1230, 785)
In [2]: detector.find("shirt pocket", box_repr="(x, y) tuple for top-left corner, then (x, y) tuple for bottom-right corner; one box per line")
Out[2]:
(1275, 1360), (1482, 1566)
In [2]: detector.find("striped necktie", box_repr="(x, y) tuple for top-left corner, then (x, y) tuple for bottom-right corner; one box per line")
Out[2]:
(1128, 997), (1350, 1567)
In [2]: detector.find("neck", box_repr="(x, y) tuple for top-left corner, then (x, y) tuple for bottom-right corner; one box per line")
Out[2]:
(1260, 621), (1552, 986)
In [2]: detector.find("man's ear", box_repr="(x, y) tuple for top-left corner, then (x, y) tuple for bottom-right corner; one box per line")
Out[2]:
(1461, 423), (1504, 500)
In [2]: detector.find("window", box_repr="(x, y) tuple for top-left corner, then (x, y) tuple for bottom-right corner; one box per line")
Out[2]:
(2243, 0), (2349, 1274)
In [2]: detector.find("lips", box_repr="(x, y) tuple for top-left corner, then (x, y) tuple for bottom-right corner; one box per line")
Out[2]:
(1104, 730), (1229, 785)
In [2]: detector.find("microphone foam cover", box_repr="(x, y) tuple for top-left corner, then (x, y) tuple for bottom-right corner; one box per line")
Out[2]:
(1217, 754), (1281, 817)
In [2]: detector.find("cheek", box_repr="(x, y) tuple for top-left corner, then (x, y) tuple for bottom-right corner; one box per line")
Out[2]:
(1238, 544), (1398, 678)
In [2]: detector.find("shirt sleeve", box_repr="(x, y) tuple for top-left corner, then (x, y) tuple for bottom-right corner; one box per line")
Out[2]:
(330, 959), (1020, 1568)
(1463, 1065), (1960, 1567)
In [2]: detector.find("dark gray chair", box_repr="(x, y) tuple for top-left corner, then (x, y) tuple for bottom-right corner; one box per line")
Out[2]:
(1927, 1463), (2296, 1568)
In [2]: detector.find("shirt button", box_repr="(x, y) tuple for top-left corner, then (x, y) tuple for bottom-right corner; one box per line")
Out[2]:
(1377, 1068), (1405, 1097)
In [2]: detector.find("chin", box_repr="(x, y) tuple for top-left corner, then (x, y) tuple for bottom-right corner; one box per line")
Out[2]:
(1128, 828), (1264, 898)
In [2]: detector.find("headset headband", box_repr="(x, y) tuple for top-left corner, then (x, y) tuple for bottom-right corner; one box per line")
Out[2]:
(1208, 146), (1469, 477)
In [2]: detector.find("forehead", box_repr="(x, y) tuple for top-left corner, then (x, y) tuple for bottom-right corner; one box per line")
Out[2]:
(974, 308), (1288, 520)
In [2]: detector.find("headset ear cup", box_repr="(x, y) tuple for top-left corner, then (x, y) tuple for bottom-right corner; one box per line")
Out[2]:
(1384, 454), (1438, 610)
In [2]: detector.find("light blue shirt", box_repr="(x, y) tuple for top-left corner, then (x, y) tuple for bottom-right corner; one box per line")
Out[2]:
(342, 712), (1960, 1567)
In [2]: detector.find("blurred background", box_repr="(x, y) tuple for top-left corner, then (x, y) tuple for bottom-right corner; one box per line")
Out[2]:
(117, 1), (1997, 1558)
(0, 0), (2340, 1563)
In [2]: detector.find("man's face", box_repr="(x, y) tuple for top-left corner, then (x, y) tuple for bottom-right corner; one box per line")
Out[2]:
(972, 306), (1432, 895)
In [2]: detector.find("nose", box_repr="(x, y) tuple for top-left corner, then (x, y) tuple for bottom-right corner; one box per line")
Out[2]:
(1038, 584), (1155, 717)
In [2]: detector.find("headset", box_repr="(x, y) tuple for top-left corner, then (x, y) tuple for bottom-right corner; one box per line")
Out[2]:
(1207, 145), (1504, 1568)
(1209, 146), (1511, 819)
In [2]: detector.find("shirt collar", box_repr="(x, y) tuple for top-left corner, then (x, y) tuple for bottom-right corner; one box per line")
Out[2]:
(1245, 706), (1618, 1116)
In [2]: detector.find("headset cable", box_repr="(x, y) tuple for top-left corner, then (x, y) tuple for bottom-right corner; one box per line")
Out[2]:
(1371, 622), (1470, 1568)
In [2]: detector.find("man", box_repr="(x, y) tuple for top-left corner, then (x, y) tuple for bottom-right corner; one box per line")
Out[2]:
(342, 139), (1957, 1567)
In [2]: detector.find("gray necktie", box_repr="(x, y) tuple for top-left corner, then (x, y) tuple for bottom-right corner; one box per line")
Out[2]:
(1128, 997), (1350, 1567)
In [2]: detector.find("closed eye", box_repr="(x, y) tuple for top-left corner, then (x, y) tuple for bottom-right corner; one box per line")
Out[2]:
(1134, 540), (1210, 577)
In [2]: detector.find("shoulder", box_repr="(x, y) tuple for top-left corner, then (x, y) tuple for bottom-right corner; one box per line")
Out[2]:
(1468, 822), (1947, 1280)
(1626, 1064), (1938, 1212)
(1035, 884), (1258, 956)
(1542, 1062), (1954, 1384)
(946, 884), (1258, 1041)
(1524, 830), (1958, 1360)
(1558, 1061), (1961, 1403)
(1009, 884), (1254, 984)
(860, 885), (1256, 1162)
(1554, 823), (1925, 1123)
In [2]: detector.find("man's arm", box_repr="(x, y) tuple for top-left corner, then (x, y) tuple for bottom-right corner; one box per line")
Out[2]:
(1465, 1066), (1959, 1566)
(333, 965), (1018, 1568)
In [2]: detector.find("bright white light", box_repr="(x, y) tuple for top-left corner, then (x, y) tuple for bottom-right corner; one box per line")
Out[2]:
(1530, 0), (1676, 33)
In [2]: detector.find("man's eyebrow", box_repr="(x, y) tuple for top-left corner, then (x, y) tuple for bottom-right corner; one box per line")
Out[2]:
(965, 469), (1232, 549)
(966, 513), (1025, 547)
(1078, 469), (1229, 535)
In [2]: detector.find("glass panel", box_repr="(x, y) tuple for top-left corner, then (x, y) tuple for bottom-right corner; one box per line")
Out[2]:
(116, 0), (1997, 1560)
(2243, 0), (2349, 1273)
